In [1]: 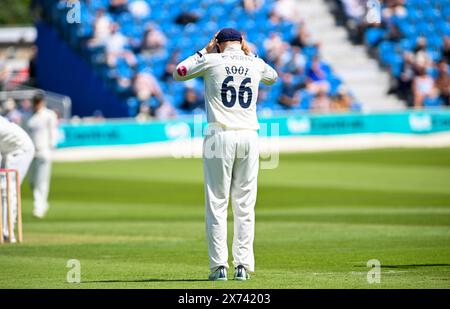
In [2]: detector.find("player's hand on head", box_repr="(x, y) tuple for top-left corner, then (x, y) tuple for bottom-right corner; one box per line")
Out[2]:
(241, 38), (252, 56)
(205, 31), (219, 54)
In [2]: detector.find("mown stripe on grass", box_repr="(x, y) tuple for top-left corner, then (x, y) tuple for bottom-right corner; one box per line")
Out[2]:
(27, 176), (450, 208)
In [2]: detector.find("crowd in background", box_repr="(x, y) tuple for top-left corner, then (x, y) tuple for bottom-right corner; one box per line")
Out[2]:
(331, 0), (450, 108)
(33, 0), (358, 120)
(0, 98), (34, 125)
(5, 0), (450, 122)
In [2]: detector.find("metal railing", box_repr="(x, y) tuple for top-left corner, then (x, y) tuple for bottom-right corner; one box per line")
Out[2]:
(0, 84), (72, 120)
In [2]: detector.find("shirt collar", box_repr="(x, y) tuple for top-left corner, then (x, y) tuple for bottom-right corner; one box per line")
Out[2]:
(223, 44), (243, 53)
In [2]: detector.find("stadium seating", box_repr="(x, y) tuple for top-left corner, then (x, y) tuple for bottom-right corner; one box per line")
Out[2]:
(36, 0), (360, 118)
(334, 0), (450, 108)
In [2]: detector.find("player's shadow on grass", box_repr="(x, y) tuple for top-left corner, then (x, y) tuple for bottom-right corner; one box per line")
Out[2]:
(381, 264), (450, 269)
(83, 278), (209, 283)
(355, 263), (450, 269)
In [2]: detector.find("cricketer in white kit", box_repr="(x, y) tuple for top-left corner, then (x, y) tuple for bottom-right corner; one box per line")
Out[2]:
(0, 115), (35, 241)
(25, 93), (58, 219)
(173, 28), (278, 281)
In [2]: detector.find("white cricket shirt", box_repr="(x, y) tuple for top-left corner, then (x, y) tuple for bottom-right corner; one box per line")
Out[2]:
(173, 45), (278, 130)
(0, 115), (33, 154)
(26, 108), (58, 159)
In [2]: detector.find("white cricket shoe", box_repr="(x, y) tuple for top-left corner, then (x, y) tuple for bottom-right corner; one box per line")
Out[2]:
(3, 234), (16, 243)
(33, 208), (48, 219)
(208, 266), (227, 281)
(9, 234), (16, 243)
(234, 265), (250, 281)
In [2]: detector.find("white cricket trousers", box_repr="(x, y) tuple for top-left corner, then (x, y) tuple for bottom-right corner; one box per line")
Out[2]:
(203, 128), (259, 273)
(28, 156), (52, 215)
(1, 144), (34, 238)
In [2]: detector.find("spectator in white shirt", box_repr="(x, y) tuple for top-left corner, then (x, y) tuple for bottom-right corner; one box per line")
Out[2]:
(106, 23), (136, 67)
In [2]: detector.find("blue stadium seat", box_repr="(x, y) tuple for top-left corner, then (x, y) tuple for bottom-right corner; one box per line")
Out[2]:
(365, 28), (384, 47)
(299, 90), (313, 110)
(423, 97), (442, 108)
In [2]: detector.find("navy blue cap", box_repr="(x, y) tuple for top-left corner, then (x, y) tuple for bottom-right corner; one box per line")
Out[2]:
(216, 28), (242, 43)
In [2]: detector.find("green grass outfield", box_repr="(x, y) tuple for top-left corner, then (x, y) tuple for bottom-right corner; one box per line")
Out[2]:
(1, 147), (450, 288)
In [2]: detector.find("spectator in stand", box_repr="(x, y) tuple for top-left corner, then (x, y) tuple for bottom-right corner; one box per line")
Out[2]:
(175, 11), (199, 25)
(278, 73), (301, 108)
(395, 51), (415, 103)
(290, 22), (317, 48)
(105, 23), (136, 67)
(133, 71), (165, 104)
(162, 50), (181, 82)
(135, 102), (152, 122)
(337, 0), (368, 43)
(242, 0), (264, 13)
(381, 0), (407, 20)
(366, 0), (382, 22)
(128, 0), (151, 20)
(384, 23), (403, 42)
(19, 99), (33, 123)
(273, 0), (302, 23)
(3, 98), (22, 124)
(362, 0), (406, 47)
(140, 24), (167, 56)
(267, 10), (282, 28)
(155, 101), (177, 119)
(306, 56), (330, 94)
(412, 66), (436, 109)
(441, 36), (450, 64)
(413, 37), (432, 69)
(133, 70), (177, 119)
(115, 60), (133, 90)
(88, 9), (112, 47)
(263, 32), (285, 64)
(180, 87), (204, 113)
(331, 86), (352, 112)
(435, 60), (450, 107)
(109, 0), (128, 15)
(312, 89), (331, 113)
(341, 0), (366, 23)
(281, 46), (306, 75)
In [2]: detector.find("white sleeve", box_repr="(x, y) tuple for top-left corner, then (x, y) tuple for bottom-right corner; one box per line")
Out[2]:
(261, 61), (278, 85)
(48, 112), (59, 148)
(173, 48), (209, 81)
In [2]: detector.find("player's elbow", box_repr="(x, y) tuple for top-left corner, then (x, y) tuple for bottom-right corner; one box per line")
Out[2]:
(173, 65), (188, 81)
(263, 75), (278, 86)
(272, 71), (279, 83)
(267, 71), (279, 85)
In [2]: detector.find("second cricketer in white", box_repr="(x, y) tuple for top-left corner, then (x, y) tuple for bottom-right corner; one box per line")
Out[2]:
(25, 94), (58, 219)
(173, 28), (278, 281)
(0, 115), (35, 241)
